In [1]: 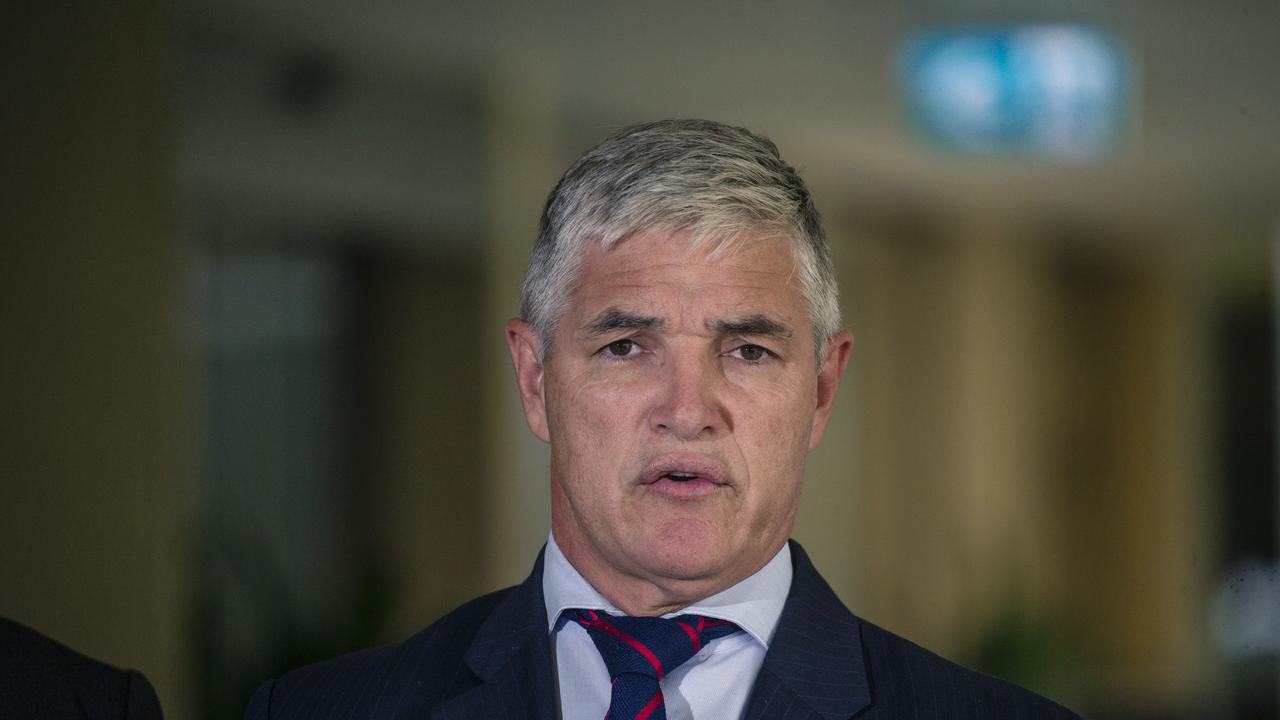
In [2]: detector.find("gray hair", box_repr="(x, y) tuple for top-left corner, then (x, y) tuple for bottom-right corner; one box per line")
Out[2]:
(520, 119), (840, 365)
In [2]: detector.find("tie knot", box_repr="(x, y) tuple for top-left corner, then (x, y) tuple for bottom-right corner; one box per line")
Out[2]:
(570, 609), (740, 681)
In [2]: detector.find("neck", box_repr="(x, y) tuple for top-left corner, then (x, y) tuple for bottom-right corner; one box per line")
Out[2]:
(551, 527), (716, 616)
(547, 466), (792, 616)
(550, 521), (784, 617)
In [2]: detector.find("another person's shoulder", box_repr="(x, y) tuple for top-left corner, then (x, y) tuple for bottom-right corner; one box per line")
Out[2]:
(244, 587), (513, 720)
(856, 617), (1080, 720)
(0, 616), (164, 720)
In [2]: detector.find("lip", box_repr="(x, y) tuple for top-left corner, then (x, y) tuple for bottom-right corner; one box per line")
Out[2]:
(640, 453), (732, 486)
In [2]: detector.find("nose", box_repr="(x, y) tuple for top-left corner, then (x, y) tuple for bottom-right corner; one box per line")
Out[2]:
(649, 352), (729, 441)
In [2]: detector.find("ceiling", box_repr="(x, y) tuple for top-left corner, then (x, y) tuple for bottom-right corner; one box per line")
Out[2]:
(182, 1), (1280, 243)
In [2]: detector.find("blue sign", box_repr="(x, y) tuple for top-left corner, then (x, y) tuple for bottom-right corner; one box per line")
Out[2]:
(901, 26), (1130, 159)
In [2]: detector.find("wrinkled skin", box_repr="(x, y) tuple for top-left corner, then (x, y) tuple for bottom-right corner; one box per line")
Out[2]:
(507, 230), (852, 615)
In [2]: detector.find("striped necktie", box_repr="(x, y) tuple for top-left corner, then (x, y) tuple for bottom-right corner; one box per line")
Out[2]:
(570, 609), (740, 720)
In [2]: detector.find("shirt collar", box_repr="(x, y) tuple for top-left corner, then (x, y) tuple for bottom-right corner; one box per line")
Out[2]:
(542, 532), (792, 649)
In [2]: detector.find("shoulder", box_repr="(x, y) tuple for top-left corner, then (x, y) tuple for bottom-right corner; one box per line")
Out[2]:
(855, 618), (1079, 719)
(245, 587), (513, 720)
(782, 542), (1079, 718)
(0, 617), (164, 720)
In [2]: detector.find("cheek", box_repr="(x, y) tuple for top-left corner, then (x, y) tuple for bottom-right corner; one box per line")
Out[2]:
(737, 386), (814, 496)
(550, 376), (642, 462)
(744, 380), (814, 444)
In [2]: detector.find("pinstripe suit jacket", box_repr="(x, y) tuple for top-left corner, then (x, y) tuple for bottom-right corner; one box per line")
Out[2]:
(244, 541), (1079, 719)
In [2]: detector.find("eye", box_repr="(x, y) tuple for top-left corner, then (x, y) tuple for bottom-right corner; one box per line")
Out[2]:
(731, 344), (773, 363)
(604, 339), (637, 357)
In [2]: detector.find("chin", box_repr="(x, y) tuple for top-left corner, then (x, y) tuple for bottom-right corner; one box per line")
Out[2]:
(637, 521), (731, 582)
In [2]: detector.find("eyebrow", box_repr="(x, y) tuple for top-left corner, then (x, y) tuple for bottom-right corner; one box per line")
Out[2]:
(583, 307), (665, 337)
(581, 308), (793, 342)
(707, 314), (793, 341)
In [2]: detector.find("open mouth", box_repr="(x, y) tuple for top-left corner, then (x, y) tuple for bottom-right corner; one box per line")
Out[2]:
(640, 456), (730, 490)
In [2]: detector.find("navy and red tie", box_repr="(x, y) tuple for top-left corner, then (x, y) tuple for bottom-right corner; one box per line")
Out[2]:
(570, 609), (740, 720)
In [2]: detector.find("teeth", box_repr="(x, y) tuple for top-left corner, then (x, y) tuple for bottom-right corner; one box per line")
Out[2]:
(667, 472), (697, 480)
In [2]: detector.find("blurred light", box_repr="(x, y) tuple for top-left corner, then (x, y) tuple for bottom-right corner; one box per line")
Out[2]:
(900, 26), (1130, 159)
(1211, 559), (1280, 659)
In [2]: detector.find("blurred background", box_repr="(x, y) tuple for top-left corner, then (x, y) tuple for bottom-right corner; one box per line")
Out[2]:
(4, 1), (1279, 718)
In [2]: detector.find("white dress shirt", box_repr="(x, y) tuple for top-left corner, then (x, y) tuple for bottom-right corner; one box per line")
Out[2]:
(542, 533), (792, 720)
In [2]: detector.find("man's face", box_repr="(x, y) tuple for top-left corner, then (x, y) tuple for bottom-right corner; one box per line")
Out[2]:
(507, 229), (851, 611)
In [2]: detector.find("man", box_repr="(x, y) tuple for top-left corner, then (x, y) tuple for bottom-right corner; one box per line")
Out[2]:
(0, 616), (165, 720)
(244, 120), (1079, 719)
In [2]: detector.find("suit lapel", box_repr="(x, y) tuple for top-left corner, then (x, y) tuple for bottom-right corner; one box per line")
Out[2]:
(429, 541), (871, 720)
(742, 541), (872, 720)
(431, 549), (556, 720)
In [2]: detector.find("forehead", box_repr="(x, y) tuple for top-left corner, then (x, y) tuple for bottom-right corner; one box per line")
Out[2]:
(558, 229), (810, 344)
(575, 230), (800, 294)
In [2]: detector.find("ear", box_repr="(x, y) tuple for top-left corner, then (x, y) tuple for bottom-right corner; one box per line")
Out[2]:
(808, 329), (853, 451)
(506, 318), (551, 442)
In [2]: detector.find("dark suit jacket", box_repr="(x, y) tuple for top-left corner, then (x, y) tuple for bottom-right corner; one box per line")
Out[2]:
(245, 541), (1079, 719)
(0, 617), (164, 720)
